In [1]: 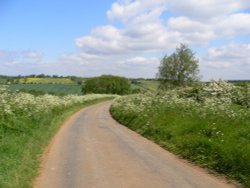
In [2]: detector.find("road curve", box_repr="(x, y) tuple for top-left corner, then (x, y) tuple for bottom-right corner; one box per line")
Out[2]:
(36, 101), (236, 188)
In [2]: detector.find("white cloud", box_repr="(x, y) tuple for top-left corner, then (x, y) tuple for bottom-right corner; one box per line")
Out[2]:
(215, 13), (250, 37)
(59, 52), (160, 78)
(108, 0), (250, 21)
(123, 57), (159, 65)
(204, 43), (250, 63)
(75, 25), (126, 55)
(0, 50), (45, 75)
(76, 0), (250, 57)
(71, 0), (250, 79)
(167, 17), (209, 33)
(107, 0), (166, 23)
(166, 0), (248, 20)
(201, 43), (250, 80)
(23, 51), (43, 59)
(1, 1), (250, 79)
(0, 50), (43, 63)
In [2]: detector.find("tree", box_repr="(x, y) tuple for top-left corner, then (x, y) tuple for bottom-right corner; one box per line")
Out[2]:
(82, 75), (131, 95)
(157, 44), (199, 87)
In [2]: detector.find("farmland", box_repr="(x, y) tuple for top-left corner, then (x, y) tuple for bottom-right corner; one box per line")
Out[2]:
(1, 76), (161, 95)
(1, 75), (249, 187)
(18, 77), (75, 84)
(0, 78), (7, 84)
(9, 84), (82, 95)
(131, 79), (160, 92)
(111, 80), (250, 187)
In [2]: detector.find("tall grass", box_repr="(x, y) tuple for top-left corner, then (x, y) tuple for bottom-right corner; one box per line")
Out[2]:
(0, 86), (115, 187)
(111, 80), (250, 187)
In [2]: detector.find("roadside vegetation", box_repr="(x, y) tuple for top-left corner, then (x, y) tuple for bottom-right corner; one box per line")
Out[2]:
(0, 43), (249, 187)
(111, 44), (249, 187)
(111, 80), (250, 187)
(0, 86), (115, 187)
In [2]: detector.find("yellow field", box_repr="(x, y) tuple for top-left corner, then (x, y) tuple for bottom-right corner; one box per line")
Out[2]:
(19, 77), (74, 84)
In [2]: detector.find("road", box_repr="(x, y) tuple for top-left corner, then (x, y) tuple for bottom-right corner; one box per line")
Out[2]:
(36, 101), (236, 188)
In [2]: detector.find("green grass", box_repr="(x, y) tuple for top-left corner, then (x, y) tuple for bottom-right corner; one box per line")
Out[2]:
(139, 80), (160, 91)
(111, 94), (250, 187)
(0, 78), (8, 84)
(131, 80), (160, 92)
(8, 84), (82, 95)
(0, 98), (112, 188)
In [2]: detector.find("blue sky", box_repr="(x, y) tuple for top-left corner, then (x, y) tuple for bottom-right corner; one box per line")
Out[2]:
(0, 0), (114, 58)
(0, 0), (250, 80)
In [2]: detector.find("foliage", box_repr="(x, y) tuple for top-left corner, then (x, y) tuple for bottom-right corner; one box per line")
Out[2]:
(111, 80), (250, 187)
(83, 75), (131, 95)
(183, 80), (250, 108)
(0, 86), (116, 187)
(157, 44), (199, 87)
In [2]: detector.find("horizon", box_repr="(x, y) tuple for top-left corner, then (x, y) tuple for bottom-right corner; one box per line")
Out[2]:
(1, 0), (250, 81)
(1, 74), (250, 82)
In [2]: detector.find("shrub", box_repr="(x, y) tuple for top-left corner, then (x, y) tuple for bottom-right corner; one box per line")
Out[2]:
(82, 75), (131, 95)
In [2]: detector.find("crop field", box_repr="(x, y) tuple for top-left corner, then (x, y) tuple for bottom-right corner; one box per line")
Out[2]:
(111, 80), (250, 187)
(131, 79), (160, 91)
(0, 86), (115, 187)
(230, 81), (250, 87)
(138, 80), (160, 91)
(8, 84), (82, 95)
(0, 78), (7, 84)
(18, 77), (75, 84)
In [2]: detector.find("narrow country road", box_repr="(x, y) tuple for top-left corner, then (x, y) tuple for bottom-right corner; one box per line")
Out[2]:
(36, 101), (236, 188)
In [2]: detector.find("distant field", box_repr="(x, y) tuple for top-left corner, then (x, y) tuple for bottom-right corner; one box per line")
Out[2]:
(9, 84), (82, 95)
(229, 81), (250, 87)
(131, 80), (250, 92)
(0, 78), (7, 84)
(139, 80), (160, 90)
(18, 77), (75, 84)
(131, 80), (160, 91)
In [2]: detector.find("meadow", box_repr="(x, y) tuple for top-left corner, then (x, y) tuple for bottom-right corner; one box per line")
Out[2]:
(131, 79), (160, 92)
(111, 80), (250, 187)
(0, 86), (115, 187)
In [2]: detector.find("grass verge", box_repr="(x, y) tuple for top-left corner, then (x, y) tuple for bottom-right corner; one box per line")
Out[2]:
(0, 98), (112, 188)
(110, 95), (249, 187)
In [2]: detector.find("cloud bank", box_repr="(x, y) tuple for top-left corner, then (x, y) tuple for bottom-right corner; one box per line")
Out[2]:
(1, 0), (250, 80)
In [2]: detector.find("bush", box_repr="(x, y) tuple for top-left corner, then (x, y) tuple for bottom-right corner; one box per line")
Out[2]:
(82, 75), (131, 95)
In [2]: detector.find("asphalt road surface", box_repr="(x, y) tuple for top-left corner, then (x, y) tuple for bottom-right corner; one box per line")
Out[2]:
(36, 101), (237, 188)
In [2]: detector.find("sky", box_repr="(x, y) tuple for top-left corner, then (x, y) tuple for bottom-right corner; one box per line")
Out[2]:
(0, 0), (250, 80)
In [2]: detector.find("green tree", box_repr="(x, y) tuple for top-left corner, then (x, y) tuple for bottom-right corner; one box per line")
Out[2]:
(82, 75), (131, 95)
(157, 44), (199, 87)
